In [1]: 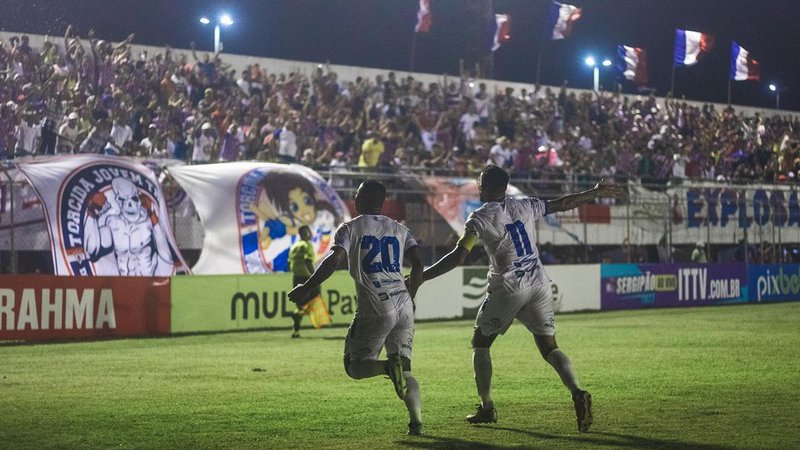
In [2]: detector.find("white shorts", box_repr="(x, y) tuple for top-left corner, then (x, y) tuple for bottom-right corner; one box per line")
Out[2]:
(344, 297), (414, 362)
(475, 281), (555, 337)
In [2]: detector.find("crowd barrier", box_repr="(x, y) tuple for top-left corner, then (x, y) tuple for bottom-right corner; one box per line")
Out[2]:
(2, 264), (798, 341)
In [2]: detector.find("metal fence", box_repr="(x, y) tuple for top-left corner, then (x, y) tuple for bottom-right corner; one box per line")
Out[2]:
(2, 163), (799, 274)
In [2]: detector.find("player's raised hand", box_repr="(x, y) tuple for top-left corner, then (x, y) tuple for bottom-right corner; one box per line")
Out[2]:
(593, 178), (626, 200)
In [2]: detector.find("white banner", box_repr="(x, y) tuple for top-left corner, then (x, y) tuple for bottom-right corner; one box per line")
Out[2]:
(17, 155), (190, 276)
(169, 162), (350, 274)
(415, 264), (600, 320)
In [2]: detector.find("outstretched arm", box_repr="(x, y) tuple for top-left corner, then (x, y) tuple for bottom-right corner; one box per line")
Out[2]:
(422, 230), (477, 281)
(405, 246), (424, 299)
(546, 178), (626, 214)
(288, 247), (346, 305)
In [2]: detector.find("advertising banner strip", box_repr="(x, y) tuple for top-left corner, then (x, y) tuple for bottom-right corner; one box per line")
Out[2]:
(748, 264), (800, 303)
(601, 263), (748, 310)
(170, 271), (358, 333)
(0, 275), (170, 340)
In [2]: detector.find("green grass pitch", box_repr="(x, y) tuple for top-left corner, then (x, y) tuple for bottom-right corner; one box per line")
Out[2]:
(1, 302), (799, 449)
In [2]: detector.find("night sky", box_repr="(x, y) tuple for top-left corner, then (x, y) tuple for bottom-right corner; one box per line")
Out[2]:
(1, 0), (798, 110)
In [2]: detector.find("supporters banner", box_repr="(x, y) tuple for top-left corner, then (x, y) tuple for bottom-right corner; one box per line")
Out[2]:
(550, 1), (582, 40)
(420, 176), (524, 233)
(730, 41), (760, 81)
(170, 271), (357, 333)
(674, 29), (714, 67)
(601, 263), (748, 310)
(0, 275), (170, 341)
(168, 162), (349, 274)
(17, 156), (190, 276)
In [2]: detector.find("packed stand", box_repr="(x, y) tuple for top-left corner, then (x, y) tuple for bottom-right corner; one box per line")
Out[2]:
(1, 29), (798, 186)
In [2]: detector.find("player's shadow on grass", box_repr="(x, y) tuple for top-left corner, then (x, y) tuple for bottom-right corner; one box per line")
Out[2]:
(482, 426), (736, 450)
(398, 434), (505, 450)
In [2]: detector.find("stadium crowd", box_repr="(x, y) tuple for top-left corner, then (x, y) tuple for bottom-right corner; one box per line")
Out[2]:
(1, 29), (799, 185)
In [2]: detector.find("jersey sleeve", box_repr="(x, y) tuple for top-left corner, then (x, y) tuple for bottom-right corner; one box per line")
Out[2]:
(529, 197), (548, 219)
(331, 223), (350, 256)
(464, 212), (482, 237)
(403, 225), (419, 250)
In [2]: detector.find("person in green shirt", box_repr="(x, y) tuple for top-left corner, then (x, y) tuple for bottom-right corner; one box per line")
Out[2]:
(290, 225), (319, 338)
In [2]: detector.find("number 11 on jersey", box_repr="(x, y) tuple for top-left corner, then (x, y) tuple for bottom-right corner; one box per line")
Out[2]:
(505, 220), (533, 257)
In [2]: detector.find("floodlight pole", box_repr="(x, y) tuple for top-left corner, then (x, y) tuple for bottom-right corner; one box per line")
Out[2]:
(214, 24), (221, 54)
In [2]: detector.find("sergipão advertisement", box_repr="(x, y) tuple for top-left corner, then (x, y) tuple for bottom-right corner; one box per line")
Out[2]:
(749, 264), (800, 302)
(601, 263), (748, 310)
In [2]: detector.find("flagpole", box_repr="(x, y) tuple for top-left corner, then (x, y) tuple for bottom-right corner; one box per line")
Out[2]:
(410, 31), (418, 72)
(727, 77), (732, 106)
(535, 39), (544, 87)
(670, 64), (676, 97)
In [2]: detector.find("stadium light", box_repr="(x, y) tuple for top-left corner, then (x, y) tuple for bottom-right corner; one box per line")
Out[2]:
(769, 83), (782, 110)
(199, 14), (234, 54)
(584, 56), (611, 92)
(220, 14), (234, 26)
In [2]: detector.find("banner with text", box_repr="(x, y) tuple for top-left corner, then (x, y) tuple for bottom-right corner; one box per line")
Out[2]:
(17, 156), (190, 276)
(748, 264), (800, 303)
(169, 162), (350, 274)
(601, 263), (748, 310)
(170, 271), (358, 333)
(0, 275), (170, 340)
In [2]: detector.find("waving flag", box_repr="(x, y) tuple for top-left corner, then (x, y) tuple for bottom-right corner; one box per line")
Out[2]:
(730, 41), (760, 81)
(492, 14), (511, 51)
(550, 1), (582, 40)
(617, 45), (648, 85)
(674, 29), (714, 66)
(415, 0), (432, 33)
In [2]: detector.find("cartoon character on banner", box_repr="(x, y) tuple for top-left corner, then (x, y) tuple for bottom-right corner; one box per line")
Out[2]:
(248, 170), (341, 272)
(83, 178), (175, 275)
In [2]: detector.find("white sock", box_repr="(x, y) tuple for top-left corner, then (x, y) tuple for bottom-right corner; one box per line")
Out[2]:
(404, 372), (422, 424)
(473, 348), (494, 409)
(546, 349), (582, 394)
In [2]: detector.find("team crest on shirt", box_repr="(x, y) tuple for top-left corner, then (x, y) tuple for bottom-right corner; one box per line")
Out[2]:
(58, 163), (185, 276)
(236, 166), (346, 273)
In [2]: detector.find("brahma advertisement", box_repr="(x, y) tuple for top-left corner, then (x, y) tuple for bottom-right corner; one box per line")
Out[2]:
(0, 275), (170, 340)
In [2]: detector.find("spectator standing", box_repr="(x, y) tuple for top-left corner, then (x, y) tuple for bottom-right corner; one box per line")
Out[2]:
(14, 112), (41, 156)
(191, 122), (217, 164)
(358, 132), (383, 169)
(57, 112), (81, 153)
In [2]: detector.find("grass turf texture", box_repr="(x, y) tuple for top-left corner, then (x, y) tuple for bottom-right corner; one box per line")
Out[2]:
(1, 302), (799, 449)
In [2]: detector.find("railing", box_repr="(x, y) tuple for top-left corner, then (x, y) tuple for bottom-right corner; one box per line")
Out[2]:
(2, 161), (799, 273)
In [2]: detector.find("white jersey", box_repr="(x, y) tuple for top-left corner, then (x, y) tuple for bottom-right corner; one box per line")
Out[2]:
(465, 196), (550, 294)
(333, 215), (418, 317)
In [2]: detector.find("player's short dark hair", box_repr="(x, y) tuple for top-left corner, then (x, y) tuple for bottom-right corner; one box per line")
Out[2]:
(481, 165), (509, 192)
(356, 180), (386, 211)
(298, 225), (311, 236)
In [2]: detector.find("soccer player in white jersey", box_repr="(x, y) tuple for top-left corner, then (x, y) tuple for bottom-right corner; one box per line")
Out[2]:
(288, 180), (426, 436)
(421, 165), (624, 432)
